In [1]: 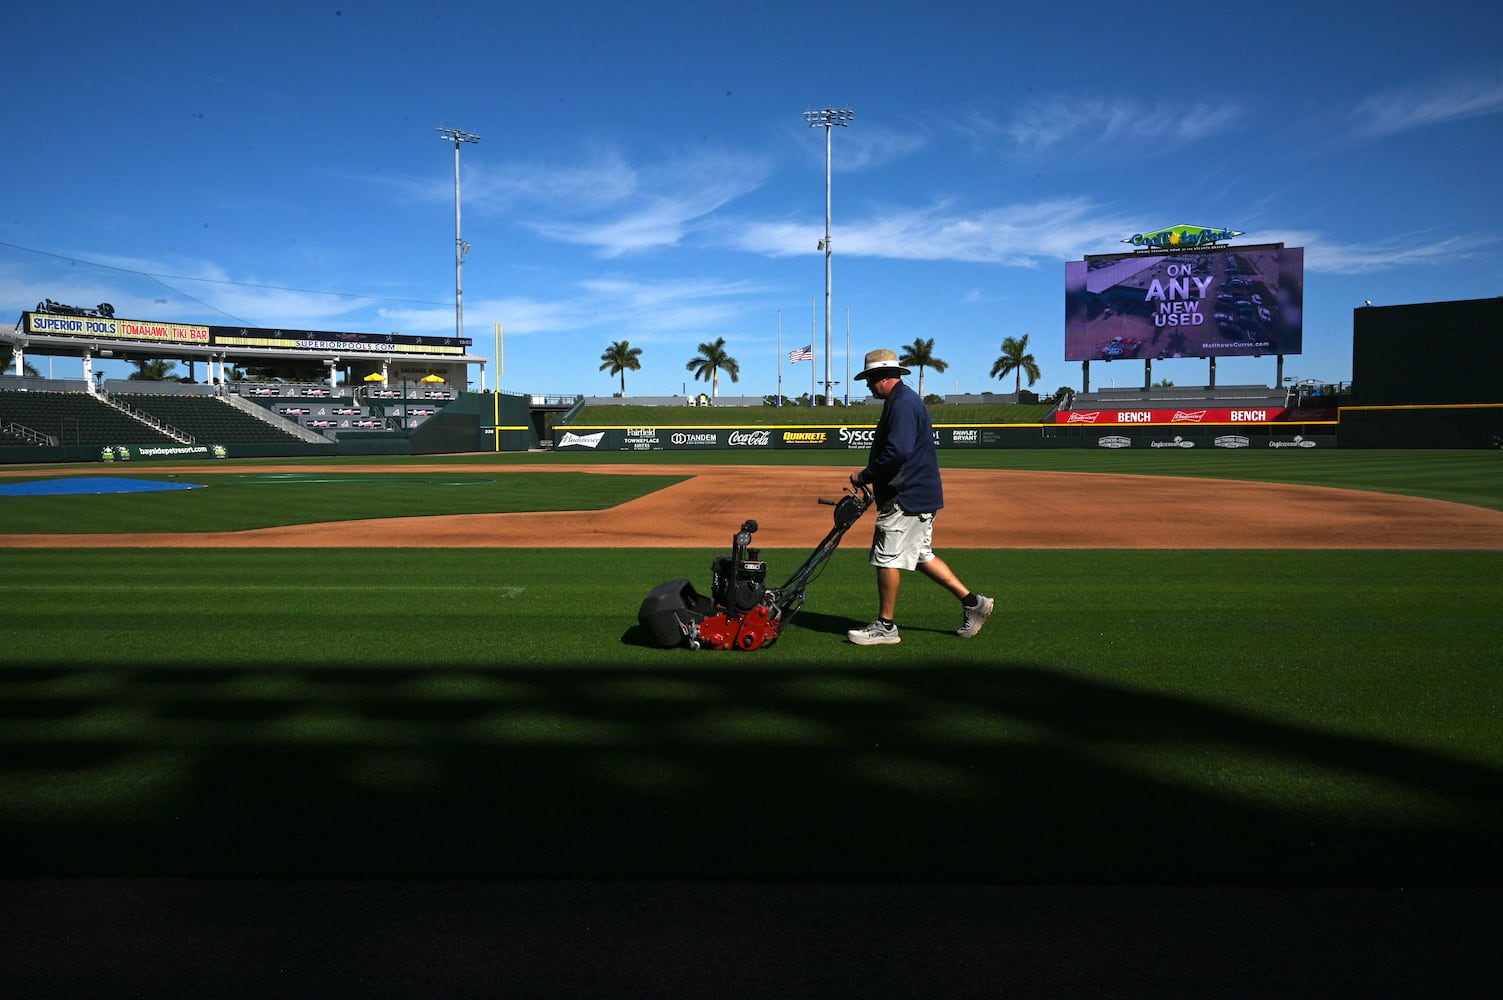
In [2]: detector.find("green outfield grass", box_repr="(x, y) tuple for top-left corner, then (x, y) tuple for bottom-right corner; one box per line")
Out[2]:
(6, 449), (1499, 522)
(1, 449), (1500, 886)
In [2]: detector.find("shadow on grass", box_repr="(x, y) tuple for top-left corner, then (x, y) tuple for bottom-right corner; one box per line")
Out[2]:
(4, 662), (1502, 886)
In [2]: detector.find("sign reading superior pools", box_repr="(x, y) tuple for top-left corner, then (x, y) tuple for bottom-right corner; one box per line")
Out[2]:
(20, 311), (472, 355)
(1063, 240), (1304, 362)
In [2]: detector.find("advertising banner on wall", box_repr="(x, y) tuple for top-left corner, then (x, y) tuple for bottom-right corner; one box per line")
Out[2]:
(20, 311), (472, 355)
(1079, 432), (1330, 449)
(551, 420), (1341, 452)
(555, 425), (992, 451)
(99, 444), (230, 462)
(1052, 406), (1336, 425)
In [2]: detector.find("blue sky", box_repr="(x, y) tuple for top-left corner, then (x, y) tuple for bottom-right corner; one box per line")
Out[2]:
(4, 1), (1500, 398)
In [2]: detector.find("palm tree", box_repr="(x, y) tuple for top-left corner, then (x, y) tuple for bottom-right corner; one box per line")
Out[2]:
(599, 340), (643, 396)
(128, 359), (178, 381)
(990, 334), (1041, 396)
(684, 337), (740, 398)
(899, 338), (948, 398)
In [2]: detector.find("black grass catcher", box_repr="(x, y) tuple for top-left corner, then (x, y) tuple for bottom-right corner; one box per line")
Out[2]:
(637, 484), (873, 650)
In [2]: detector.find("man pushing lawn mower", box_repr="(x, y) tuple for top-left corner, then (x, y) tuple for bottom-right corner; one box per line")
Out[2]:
(634, 347), (990, 652)
(845, 348), (994, 646)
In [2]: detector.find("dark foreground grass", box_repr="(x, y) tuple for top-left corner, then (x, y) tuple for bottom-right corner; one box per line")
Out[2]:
(4, 547), (1500, 887)
(5, 452), (1502, 992)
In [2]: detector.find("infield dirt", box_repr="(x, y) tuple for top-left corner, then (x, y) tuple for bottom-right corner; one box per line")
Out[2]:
(3, 462), (1501, 549)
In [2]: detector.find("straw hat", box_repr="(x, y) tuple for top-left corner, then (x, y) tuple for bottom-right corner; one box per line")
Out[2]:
(854, 348), (911, 381)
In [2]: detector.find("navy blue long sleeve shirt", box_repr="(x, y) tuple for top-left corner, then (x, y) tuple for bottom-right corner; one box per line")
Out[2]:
(855, 379), (944, 513)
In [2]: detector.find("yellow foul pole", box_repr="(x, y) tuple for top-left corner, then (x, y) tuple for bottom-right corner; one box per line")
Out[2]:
(493, 323), (503, 450)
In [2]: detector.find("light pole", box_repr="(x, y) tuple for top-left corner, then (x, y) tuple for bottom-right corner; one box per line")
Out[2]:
(437, 127), (481, 345)
(804, 107), (852, 406)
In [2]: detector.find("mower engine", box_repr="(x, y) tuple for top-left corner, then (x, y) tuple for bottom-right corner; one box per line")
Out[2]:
(636, 485), (872, 651)
(697, 520), (780, 650)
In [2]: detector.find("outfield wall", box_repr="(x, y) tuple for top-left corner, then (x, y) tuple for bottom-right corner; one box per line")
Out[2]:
(1337, 403), (1503, 449)
(0, 389), (536, 464)
(0, 440), (341, 463)
(552, 423), (1340, 452)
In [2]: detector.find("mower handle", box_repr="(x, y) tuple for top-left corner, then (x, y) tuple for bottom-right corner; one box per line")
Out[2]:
(818, 483), (873, 506)
(814, 483), (874, 531)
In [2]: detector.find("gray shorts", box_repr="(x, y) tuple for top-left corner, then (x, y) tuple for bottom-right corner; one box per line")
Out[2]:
(869, 505), (935, 571)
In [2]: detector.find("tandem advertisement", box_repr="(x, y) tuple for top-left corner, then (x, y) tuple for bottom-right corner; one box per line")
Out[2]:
(1064, 245), (1303, 362)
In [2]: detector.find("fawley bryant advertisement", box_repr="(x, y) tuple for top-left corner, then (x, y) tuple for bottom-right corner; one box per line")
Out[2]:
(1063, 245), (1303, 362)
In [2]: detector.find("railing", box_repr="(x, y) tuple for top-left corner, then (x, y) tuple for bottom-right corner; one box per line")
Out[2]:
(528, 394), (584, 407)
(2, 420), (55, 446)
(99, 392), (195, 444)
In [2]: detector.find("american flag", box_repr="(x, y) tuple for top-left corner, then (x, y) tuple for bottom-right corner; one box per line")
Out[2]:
(788, 345), (814, 362)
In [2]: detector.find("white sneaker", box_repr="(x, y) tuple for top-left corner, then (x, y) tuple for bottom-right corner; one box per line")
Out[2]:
(847, 620), (901, 645)
(956, 596), (994, 638)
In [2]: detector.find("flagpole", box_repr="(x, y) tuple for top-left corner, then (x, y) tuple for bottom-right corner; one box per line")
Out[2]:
(845, 308), (851, 406)
(776, 311), (783, 407)
(809, 295), (816, 407)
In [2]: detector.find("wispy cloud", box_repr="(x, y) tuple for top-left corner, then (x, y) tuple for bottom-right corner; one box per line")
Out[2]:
(361, 143), (773, 258)
(796, 117), (929, 172)
(485, 146), (773, 257)
(729, 196), (1139, 267)
(1001, 95), (1244, 157)
(1347, 72), (1503, 139)
(381, 274), (768, 337)
(466, 146), (641, 212)
(0, 248), (395, 330)
(1303, 234), (1495, 275)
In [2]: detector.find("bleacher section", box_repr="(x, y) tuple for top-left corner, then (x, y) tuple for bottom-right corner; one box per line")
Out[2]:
(112, 391), (308, 445)
(0, 389), (180, 446)
(0, 379), (538, 458)
(1069, 383), (1289, 409)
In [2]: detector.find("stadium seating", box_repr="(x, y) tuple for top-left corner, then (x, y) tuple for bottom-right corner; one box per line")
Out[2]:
(113, 392), (306, 445)
(0, 389), (180, 446)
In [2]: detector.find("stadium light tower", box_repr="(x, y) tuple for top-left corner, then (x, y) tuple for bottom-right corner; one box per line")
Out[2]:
(804, 107), (852, 406)
(437, 126), (481, 344)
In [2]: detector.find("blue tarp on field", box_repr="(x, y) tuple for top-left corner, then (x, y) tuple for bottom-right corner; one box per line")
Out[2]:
(0, 477), (205, 496)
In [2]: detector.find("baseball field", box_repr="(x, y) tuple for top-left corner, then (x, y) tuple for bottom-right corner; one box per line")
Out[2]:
(3, 448), (1501, 992)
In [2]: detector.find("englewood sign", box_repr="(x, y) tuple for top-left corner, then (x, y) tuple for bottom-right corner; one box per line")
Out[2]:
(1122, 224), (1244, 249)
